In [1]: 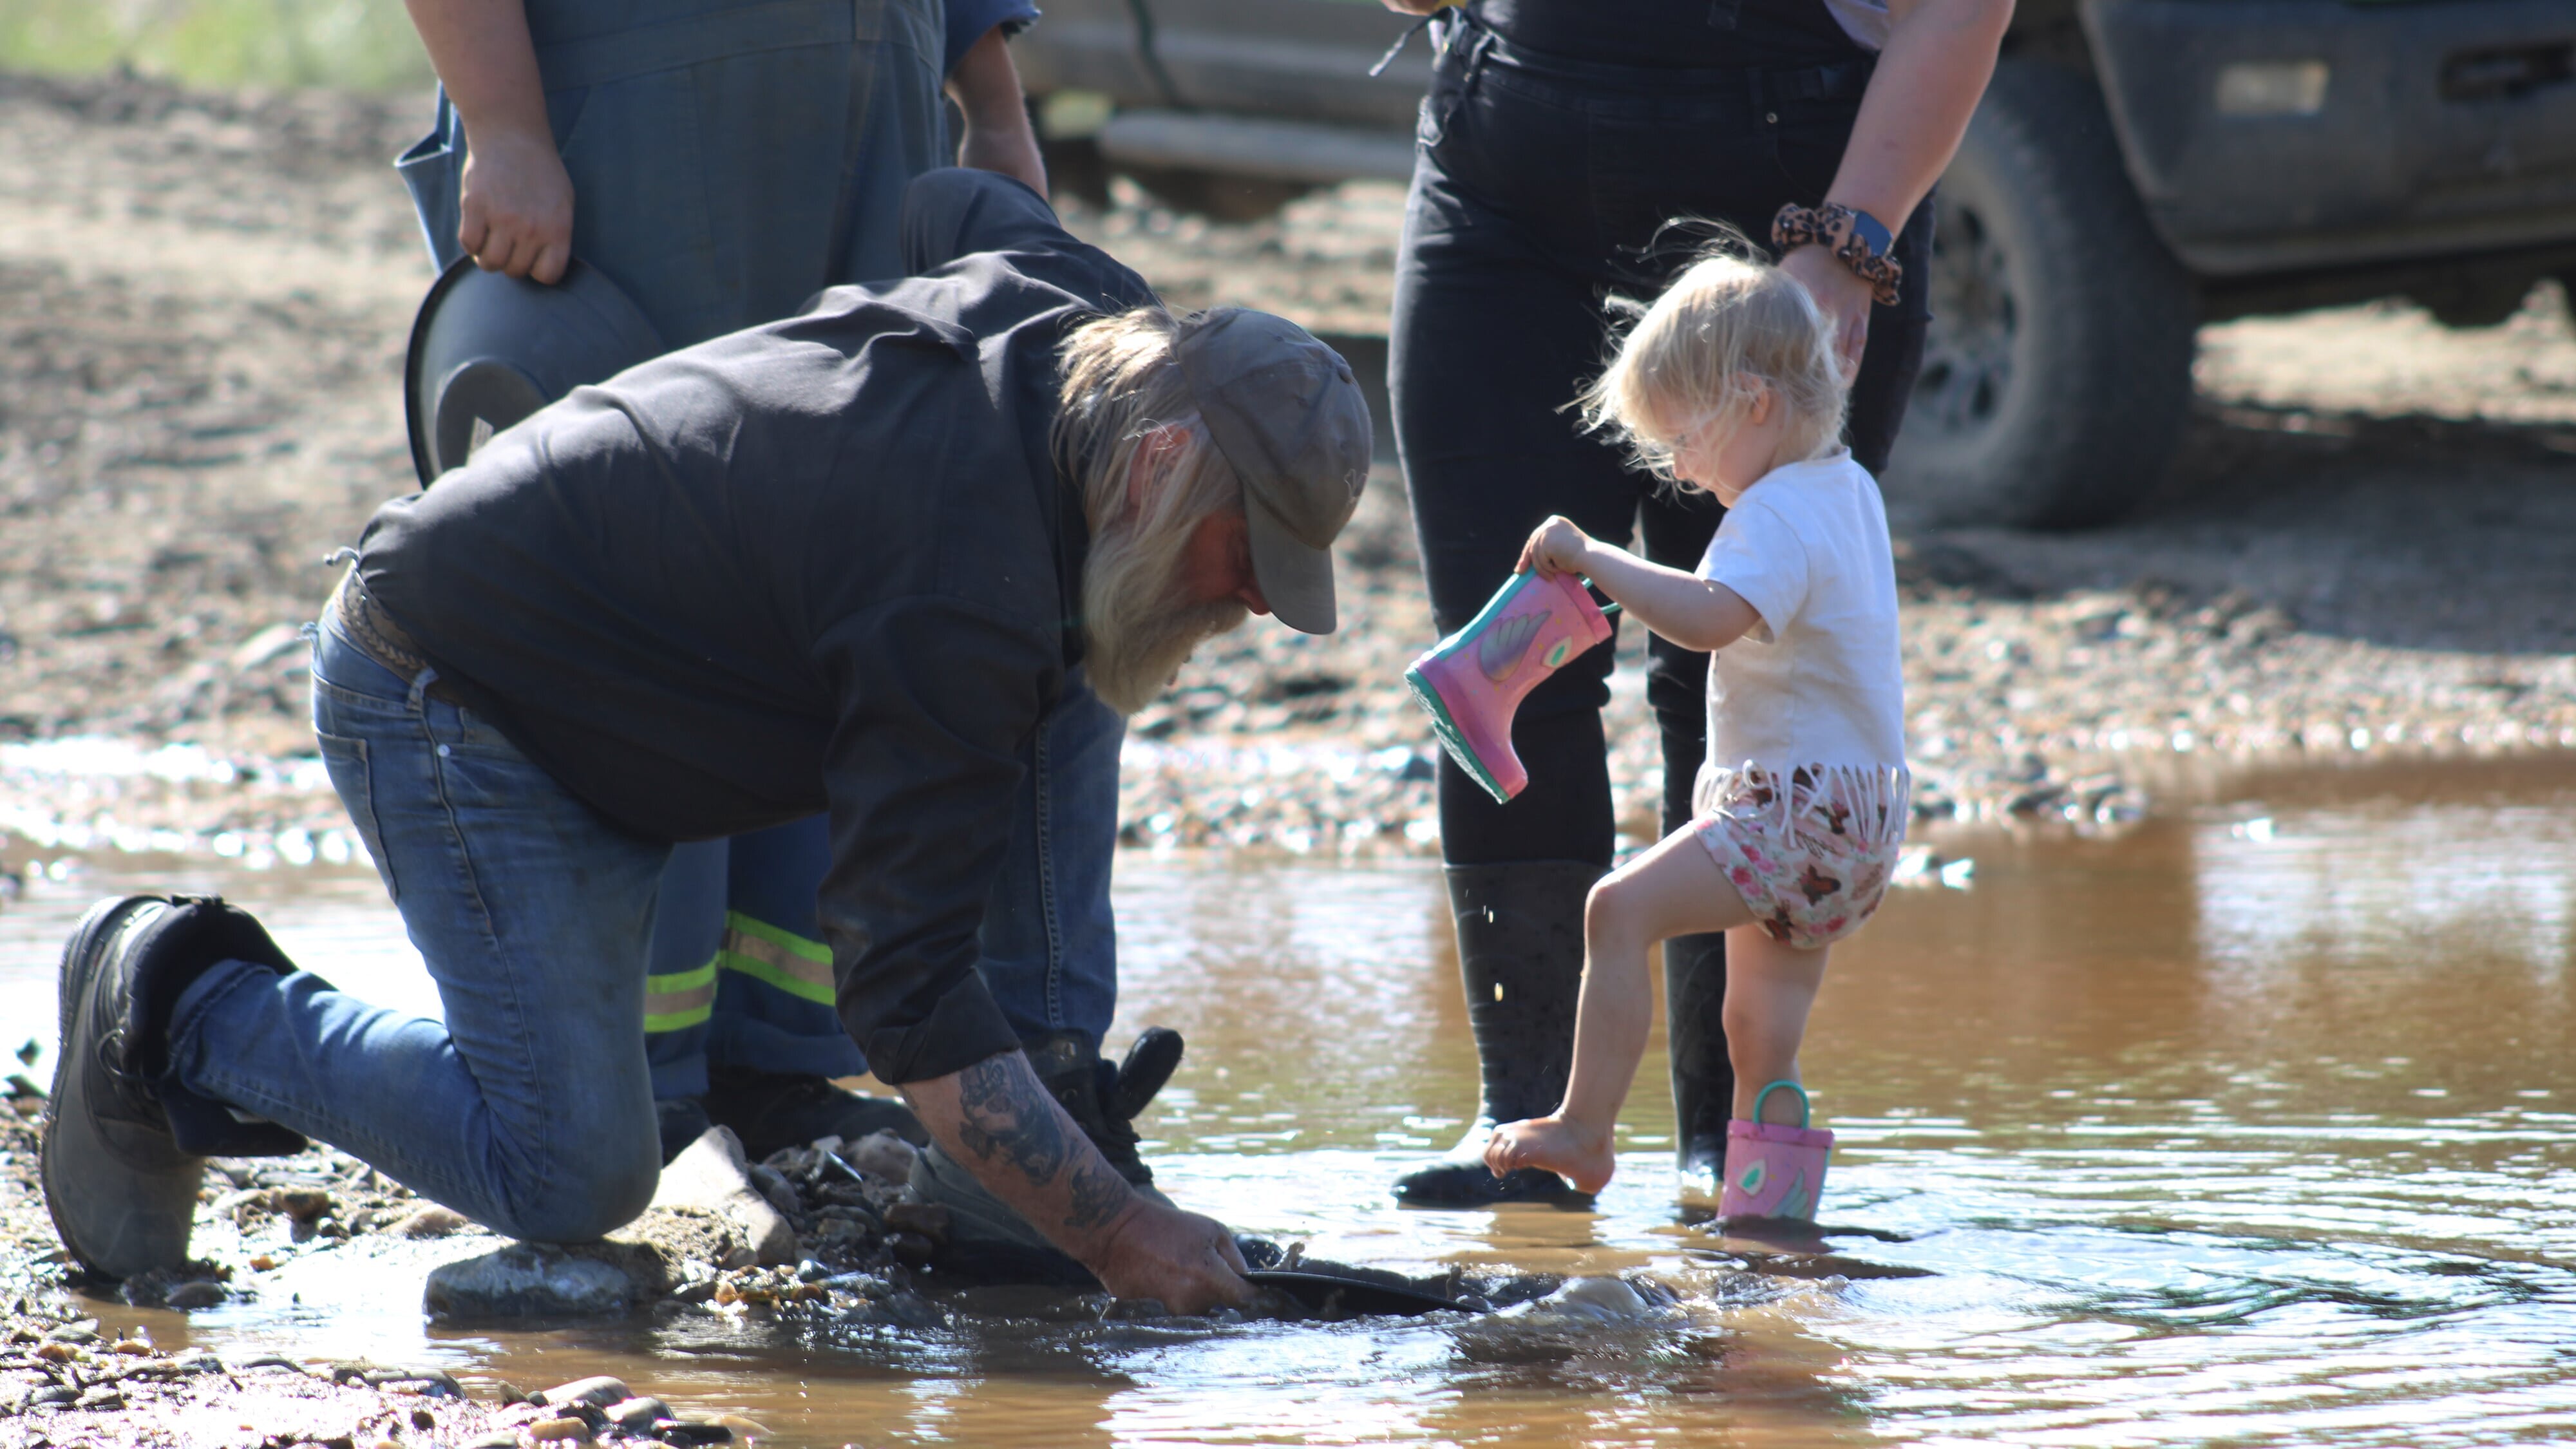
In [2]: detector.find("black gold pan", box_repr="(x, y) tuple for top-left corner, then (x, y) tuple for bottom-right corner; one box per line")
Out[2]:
(1243, 1267), (1488, 1317)
(401, 255), (663, 488)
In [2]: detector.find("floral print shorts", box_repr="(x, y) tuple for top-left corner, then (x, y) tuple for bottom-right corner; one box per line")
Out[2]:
(1693, 762), (1910, 952)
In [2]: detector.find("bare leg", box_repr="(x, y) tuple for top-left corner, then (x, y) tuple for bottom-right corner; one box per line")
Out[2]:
(1486, 826), (1752, 1193)
(1721, 925), (1832, 1124)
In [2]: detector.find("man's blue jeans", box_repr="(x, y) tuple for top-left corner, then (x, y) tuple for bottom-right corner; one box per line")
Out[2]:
(160, 621), (1115, 1239)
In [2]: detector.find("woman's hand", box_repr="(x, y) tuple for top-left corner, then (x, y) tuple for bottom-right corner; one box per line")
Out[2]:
(1778, 244), (1871, 380)
(1517, 515), (1593, 578)
(456, 122), (574, 284)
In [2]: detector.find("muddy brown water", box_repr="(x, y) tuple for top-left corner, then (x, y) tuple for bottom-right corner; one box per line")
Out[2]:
(3, 755), (2573, 1445)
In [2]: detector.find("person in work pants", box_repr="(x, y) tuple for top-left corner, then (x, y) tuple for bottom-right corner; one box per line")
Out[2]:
(394, 0), (1129, 1163)
(1379, 0), (2007, 1205)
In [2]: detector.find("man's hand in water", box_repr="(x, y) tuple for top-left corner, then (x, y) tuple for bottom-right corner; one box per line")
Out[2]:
(905, 1050), (1254, 1314)
(1092, 1198), (1255, 1312)
(1485, 1114), (1616, 1195)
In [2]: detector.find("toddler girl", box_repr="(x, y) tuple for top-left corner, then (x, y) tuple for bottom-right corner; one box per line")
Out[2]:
(1484, 245), (1909, 1219)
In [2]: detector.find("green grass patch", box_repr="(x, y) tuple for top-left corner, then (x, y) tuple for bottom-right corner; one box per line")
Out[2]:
(0, 0), (433, 93)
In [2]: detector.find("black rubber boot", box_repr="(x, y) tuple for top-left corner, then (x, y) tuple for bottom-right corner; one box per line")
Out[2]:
(1392, 860), (1600, 1209)
(701, 1066), (929, 1162)
(43, 895), (306, 1280)
(907, 1028), (1186, 1286)
(1663, 929), (1734, 1208)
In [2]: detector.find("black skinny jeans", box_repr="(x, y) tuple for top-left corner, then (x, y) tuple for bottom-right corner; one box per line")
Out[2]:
(1392, 21), (1933, 865)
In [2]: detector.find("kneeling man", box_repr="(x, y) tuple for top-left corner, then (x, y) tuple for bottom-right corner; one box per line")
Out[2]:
(43, 169), (1370, 1314)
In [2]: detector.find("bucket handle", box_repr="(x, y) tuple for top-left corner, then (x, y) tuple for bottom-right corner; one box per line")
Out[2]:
(1750, 1079), (1812, 1130)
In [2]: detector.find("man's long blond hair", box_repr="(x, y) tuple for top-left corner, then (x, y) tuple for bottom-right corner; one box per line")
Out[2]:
(1577, 236), (1851, 482)
(1054, 305), (1245, 538)
(1051, 305), (1249, 714)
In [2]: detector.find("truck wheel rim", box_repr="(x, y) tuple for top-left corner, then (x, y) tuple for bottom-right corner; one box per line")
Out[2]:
(1911, 199), (2017, 439)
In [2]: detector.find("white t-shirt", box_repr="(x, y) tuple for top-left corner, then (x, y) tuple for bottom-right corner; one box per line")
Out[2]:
(1693, 451), (1906, 782)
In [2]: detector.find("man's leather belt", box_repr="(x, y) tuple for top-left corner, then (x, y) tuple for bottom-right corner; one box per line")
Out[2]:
(328, 570), (463, 705)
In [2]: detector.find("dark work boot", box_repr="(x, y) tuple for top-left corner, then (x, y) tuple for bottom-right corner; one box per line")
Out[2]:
(1663, 930), (1735, 1211)
(907, 1027), (1186, 1286)
(701, 1066), (929, 1161)
(43, 896), (306, 1280)
(1392, 860), (1600, 1209)
(655, 1095), (714, 1166)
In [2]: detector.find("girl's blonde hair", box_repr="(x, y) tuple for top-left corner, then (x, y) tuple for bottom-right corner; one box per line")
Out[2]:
(1577, 234), (1851, 482)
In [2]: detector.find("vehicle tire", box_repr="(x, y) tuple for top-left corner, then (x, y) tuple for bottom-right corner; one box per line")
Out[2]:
(1882, 59), (2198, 530)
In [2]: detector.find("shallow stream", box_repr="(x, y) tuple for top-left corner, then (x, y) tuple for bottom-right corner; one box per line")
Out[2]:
(3, 756), (2573, 1445)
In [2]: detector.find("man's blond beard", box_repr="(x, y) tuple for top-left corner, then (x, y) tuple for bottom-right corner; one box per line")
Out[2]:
(1082, 513), (1251, 716)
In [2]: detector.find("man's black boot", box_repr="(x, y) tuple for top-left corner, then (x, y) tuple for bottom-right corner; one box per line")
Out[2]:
(1664, 929), (1735, 1210)
(1392, 860), (1600, 1209)
(906, 1027), (1186, 1285)
(44, 896), (306, 1280)
(701, 1066), (927, 1162)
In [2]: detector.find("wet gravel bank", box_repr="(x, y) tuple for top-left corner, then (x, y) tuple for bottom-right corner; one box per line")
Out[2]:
(0, 1084), (934, 1445)
(3, 65), (2574, 874)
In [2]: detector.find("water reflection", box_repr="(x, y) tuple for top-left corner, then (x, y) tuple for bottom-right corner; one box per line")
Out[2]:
(2196, 802), (2576, 979)
(0, 757), (2571, 1444)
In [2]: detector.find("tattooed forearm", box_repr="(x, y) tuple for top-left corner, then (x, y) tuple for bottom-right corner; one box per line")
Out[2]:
(1062, 1153), (1132, 1231)
(954, 1054), (1072, 1181)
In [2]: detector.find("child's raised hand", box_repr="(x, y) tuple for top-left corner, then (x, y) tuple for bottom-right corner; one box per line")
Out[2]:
(1515, 515), (1592, 578)
(1485, 1114), (1616, 1195)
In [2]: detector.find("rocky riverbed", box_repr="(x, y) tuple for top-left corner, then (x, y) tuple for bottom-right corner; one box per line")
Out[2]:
(0, 1066), (1054, 1446)
(0, 1072), (965, 1447)
(0, 1049), (1557, 1448)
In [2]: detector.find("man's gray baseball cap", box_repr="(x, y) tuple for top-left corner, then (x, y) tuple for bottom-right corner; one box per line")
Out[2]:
(1173, 308), (1372, 635)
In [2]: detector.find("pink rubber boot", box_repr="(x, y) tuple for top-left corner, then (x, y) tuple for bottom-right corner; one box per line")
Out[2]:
(1720, 1081), (1833, 1221)
(1404, 571), (1614, 802)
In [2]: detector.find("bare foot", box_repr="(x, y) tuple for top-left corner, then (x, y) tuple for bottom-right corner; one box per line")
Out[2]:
(1484, 1115), (1615, 1194)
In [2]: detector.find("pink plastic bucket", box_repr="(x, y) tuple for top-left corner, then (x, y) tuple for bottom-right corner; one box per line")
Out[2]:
(1719, 1081), (1833, 1221)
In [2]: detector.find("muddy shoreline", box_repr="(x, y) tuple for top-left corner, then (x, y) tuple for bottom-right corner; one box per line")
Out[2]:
(5, 70), (2576, 879)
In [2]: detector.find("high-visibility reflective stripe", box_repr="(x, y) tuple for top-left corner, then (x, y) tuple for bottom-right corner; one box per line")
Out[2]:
(642, 1003), (714, 1033)
(642, 960), (718, 1034)
(718, 911), (835, 1005)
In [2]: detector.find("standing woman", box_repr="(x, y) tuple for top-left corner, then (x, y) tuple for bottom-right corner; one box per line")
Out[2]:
(1383, 0), (2009, 1206)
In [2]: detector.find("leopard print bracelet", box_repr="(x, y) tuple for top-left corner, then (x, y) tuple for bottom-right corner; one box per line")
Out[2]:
(1771, 202), (1902, 308)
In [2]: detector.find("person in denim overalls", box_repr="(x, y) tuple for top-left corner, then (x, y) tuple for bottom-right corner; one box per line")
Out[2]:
(1378, 0), (2009, 1209)
(395, 0), (1131, 1166)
